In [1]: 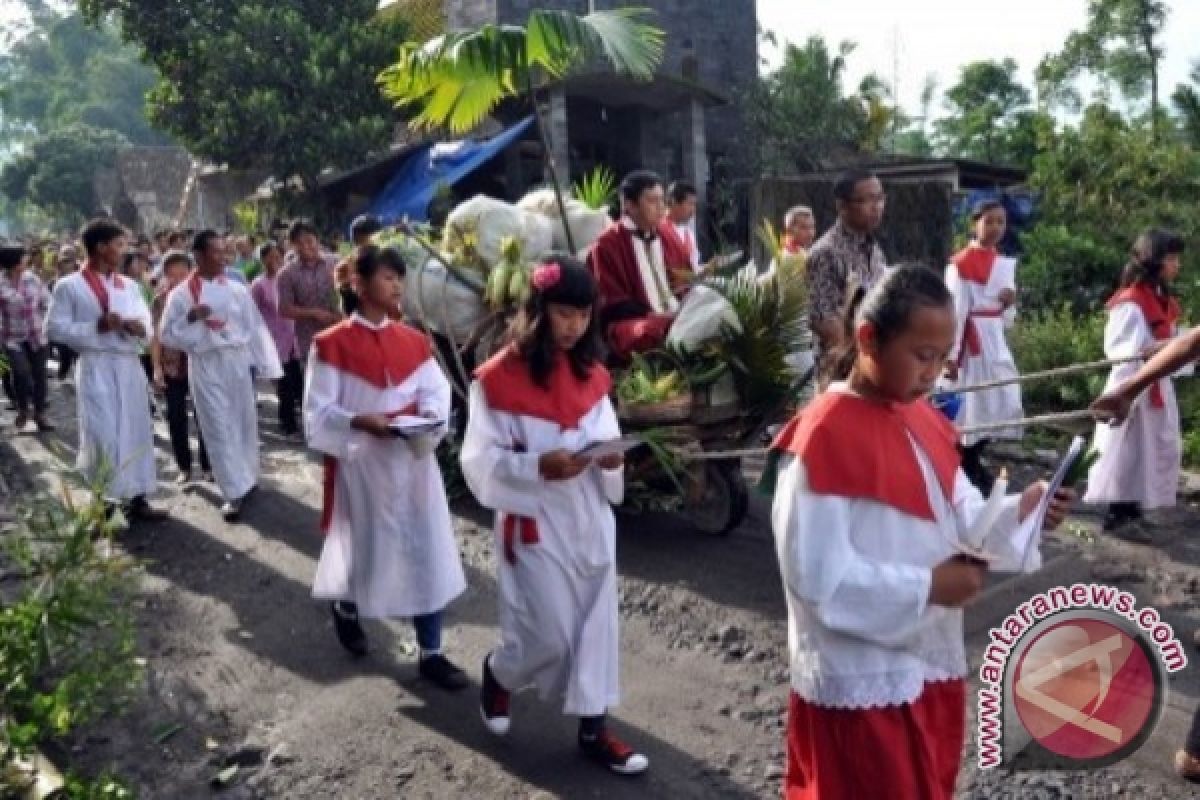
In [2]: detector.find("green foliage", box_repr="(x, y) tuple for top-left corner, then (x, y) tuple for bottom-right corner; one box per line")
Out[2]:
(1022, 105), (1200, 314)
(0, 485), (141, 795)
(0, 124), (129, 227)
(572, 166), (616, 212)
(379, 7), (664, 135)
(81, 0), (411, 195)
(1036, 0), (1168, 122)
(934, 59), (1041, 169)
(748, 36), (895, 173)
(1172, 62), (1200, 148)
(703, 261), (808, 413)
(0, 7), (167, 148)
(1009, 305), (1106, 414)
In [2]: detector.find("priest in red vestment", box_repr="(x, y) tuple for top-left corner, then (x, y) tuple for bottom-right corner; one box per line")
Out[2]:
(586, 170), (693, 362)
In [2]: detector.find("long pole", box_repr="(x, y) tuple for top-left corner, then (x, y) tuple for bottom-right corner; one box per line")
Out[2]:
(528, 78), (578, 253)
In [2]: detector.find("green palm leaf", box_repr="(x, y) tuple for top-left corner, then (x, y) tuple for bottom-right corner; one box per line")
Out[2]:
(379, 8), (664, 134)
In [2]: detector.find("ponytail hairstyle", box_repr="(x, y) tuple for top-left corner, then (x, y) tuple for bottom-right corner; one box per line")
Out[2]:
(821, 264), (953, 388)
(1120, 228), (1184, 295)
(509, 253), (602, 388)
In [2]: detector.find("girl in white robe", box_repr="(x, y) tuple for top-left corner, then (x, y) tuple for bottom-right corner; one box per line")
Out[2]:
(460, 256), (648, 776)
(44, 220), (164, 519)
(1086, 230), (1186, 540)
(944, 200), (1022, 491)
(160, 242), (282, 520)
(771, 266), (1072, 800)
(303, 246), (468, 689)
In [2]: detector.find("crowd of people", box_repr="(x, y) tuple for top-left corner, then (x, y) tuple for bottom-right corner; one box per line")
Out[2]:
(0, 163), (1197, 794)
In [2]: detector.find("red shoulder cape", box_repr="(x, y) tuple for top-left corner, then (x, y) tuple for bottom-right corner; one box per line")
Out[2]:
(952, 245), (997, 285)
(313, 318), (431, 389)
(474, 346), (611, 430)
(1106, 282), (1180, 341)
(771, 392), (960, 522)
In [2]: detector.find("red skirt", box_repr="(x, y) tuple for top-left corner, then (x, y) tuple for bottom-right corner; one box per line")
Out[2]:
(785, 679), (966, 800)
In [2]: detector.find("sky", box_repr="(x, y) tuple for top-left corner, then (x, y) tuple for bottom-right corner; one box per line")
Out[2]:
(757, 0), (1200, 115)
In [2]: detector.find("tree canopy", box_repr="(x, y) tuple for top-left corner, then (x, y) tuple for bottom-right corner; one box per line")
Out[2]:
(81, 0), (412, 197)
(934, 59), (1040, 168)
(0, 123), (129, 227)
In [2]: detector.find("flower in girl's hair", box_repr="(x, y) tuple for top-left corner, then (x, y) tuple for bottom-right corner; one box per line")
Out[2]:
(531, 262), (562, 291)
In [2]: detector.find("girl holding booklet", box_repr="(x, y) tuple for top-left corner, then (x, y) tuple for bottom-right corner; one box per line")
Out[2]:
(943, 199), (1023, 492)
(771, 265), (1072, 799)
(460, 255), (648, 775)
(303, 245), (468, 690)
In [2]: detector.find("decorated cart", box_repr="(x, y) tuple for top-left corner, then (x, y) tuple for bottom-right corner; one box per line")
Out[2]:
(377, 196), (812, 535)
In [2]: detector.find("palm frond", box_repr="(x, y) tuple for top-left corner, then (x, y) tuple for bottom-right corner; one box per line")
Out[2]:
(379, 9), (663, 134)
(573, 165), (617, 210)
(704, 262), (809, 412)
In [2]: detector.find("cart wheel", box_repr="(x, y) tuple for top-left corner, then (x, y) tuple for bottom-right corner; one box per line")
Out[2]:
(682, 460), (749, 535)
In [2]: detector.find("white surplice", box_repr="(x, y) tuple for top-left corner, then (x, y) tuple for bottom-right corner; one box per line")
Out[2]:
(460, 382), (624, 716)
(44, 271), (157, 500)
(303, 316), (465, 618)
(771, 390), (1038, 708)
(159, 277), (276, 501)
(1085, 303), (1182, 509)
(944, 252), (1023, 445)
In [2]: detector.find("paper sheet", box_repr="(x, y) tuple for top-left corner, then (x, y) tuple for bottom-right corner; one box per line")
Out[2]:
(388, 415), (444, 438)
(575, 436), (644, 459)
(1017, 435), (1086, 570)
(988, 256), (1017, 294)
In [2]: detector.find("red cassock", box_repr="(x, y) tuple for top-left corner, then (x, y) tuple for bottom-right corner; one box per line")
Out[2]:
(586, 220), (693, 361)
(772, 393), (968, 800)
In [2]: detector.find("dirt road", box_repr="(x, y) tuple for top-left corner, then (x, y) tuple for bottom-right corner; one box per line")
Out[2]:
(3, 385), (1199, 798)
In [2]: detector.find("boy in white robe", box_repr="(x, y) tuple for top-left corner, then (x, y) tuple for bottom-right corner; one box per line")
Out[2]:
(1085, 229), (1186, 542)
(943, 200), (1023, 491)
(303, 245), (468, 689)
(160, 230), (281, 521)
(44, 218), (166, 521)
(461, 257), (649, 775)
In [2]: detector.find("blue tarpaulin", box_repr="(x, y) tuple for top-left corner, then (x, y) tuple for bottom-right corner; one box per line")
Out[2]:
(357, 116), (534, 228)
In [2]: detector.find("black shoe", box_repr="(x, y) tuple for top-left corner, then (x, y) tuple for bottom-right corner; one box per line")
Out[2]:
(126, 497), (168, 522)
(418, 653), (468, 691)
(480, 653), (511, 735)
(579, 728), (650, 775)
(331, 601), (367, 657)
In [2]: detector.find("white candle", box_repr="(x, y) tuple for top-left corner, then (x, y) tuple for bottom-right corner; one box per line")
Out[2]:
(965, 468), (1008, 550)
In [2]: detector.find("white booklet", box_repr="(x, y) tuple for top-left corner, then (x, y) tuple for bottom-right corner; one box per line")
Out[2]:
(1017, 435), (1087, 569)
(575, 436), (644, 459)
(388, 415), (444, 438)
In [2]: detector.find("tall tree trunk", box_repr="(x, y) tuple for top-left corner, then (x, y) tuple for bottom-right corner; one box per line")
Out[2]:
(528, 80), (577, 253)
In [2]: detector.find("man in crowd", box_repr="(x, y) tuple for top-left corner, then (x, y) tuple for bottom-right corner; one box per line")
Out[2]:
(276, 220), (341, 434)
(251, 241), (301, 438)
(666, 181), (701, 272)
(1, 243), (52, 431)
(44, 218), (165, 521)
(160, 230), (278, 521)
(587, 170), (693, 361)
(334, 214), (383, 317)
(805, 169), (888, 360)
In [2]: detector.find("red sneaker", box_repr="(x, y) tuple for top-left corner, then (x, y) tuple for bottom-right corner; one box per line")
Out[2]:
(480, 652), (510, 736)
(579, 729), (649, 775)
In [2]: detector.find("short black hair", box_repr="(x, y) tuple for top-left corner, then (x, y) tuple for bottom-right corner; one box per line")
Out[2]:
(192, 229), (222, 255)
(81, 218), (127, 256)
(0, 244), (25, 271)
(121, 250), (149, 275)
(832, 169), (879, 203)
(620, 170), (664, 204)
(161, 250), (192, 272)
(970, 199), (1005, 222)
(350, 214), (383, 242)
(257, 241), (280, 262)
(668, 181), (697, 205)
(287, 219), (319, 243)
(354, 245), (406, 281)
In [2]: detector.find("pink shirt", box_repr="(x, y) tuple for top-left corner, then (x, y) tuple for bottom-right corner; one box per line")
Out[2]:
(251, 273), (298, 362)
